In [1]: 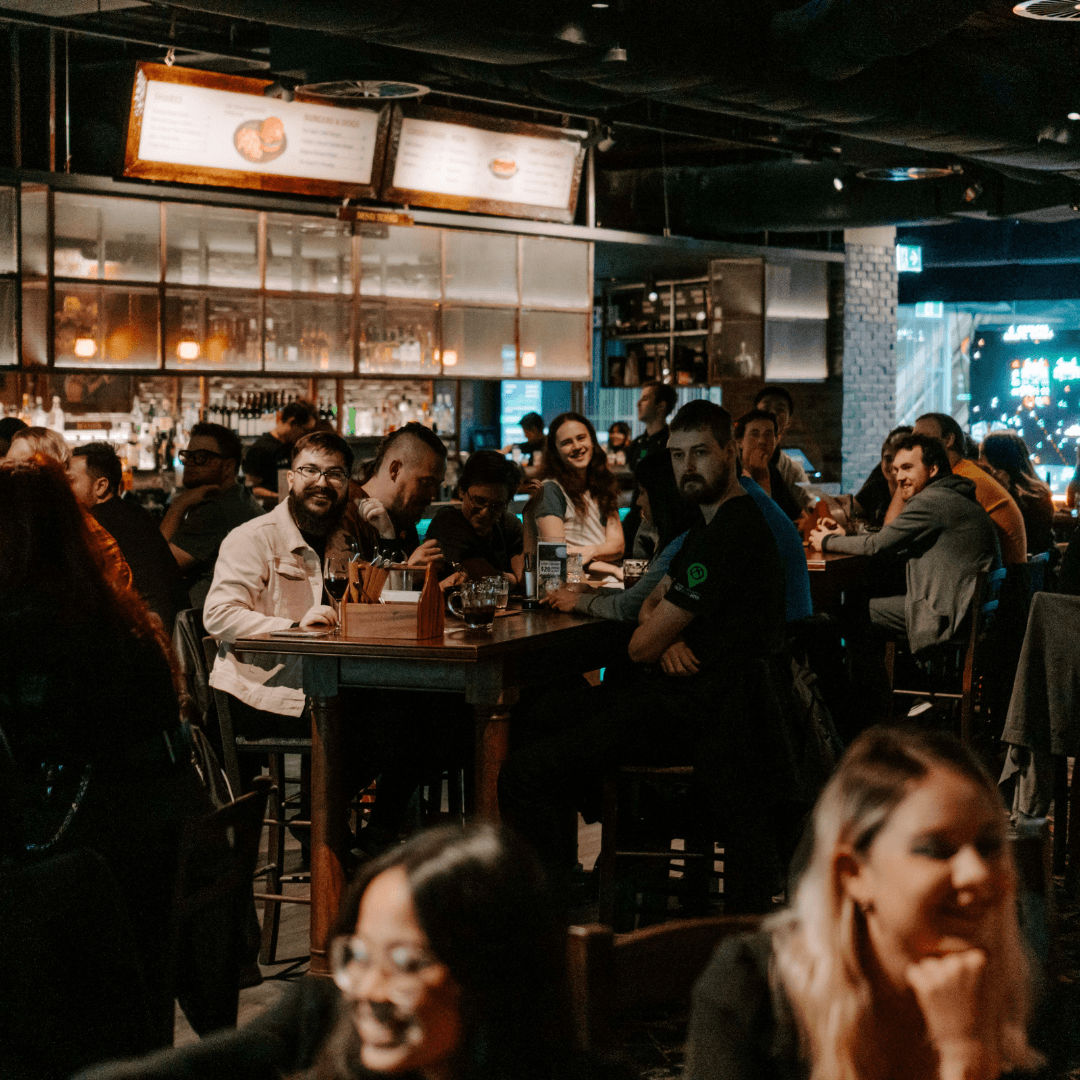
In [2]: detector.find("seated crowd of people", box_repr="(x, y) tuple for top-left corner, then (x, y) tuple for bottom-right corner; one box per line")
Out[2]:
(0, 382), (1067, 1080)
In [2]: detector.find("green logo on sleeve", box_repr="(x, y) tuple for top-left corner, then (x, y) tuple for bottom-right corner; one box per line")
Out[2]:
(687, 562), (708, 587)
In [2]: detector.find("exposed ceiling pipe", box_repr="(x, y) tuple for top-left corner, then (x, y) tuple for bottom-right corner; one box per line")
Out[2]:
(0, 9), (269, 66)
(771, 0), (988, 80)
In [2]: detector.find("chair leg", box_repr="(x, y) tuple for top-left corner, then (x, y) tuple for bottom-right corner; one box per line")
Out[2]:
(884, 641), (898, 719)
(598, 775), (619, 927)
(1053, 755), (1069, 877)
(260, 755), (285, 966)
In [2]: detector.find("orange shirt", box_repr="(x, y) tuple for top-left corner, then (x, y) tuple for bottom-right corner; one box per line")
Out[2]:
(952, 458), (1027, 564)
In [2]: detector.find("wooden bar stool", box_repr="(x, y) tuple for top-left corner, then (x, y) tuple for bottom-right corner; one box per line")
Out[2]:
(203, 637), (311, 966)
(597, 765), (718, 929)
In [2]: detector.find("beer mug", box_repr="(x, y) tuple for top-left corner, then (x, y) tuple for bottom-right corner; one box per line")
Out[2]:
(447, 579), (500, 630)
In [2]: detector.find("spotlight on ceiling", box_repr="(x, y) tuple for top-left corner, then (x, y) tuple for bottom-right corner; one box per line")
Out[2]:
(592, 2), (609, 6)
(263, 77), (297, 102)
(856, 166), (961, 181)
(645, 276), (659, 302)
(597, 125), (616, 152)
(833, 177), (844, 191)
(963, 182), (984, 203)
(1070, 112), (1080, 120)
(603, 44), (628, 62)
(1013, 1), (1080, 21)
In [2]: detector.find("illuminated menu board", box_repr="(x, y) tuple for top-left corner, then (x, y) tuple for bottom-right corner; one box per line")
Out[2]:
(124, 62), (387, 199)
(383, 107), (585, 223)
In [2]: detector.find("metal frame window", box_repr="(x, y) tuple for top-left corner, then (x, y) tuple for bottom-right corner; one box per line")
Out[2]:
(13, 183), (593, 381)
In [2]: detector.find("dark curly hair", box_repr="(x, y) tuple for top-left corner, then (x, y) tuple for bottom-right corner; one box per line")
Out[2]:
(328, 824), (574, 1080)
(540, 412), (620, 522)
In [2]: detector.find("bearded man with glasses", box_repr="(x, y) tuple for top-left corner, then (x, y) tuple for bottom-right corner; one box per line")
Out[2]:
(160, 421), (265, 609)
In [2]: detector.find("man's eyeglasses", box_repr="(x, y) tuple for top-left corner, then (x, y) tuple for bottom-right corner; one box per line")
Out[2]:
(463, 490), (509, 515)
(178, 449), (225, 467)
(293, 464), (350, 487)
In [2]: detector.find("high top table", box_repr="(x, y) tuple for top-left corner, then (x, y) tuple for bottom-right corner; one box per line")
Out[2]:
(234, 609), (628, 973)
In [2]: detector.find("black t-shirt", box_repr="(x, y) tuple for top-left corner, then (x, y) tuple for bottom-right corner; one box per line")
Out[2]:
(243, 433), (290, 487)
(91, 496), (184, 631)
(665, 493), (785, 674)
(626, 424), (669, 471)
(425, 505), (524, 575)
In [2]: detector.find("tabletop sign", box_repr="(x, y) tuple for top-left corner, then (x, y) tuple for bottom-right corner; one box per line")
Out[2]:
(337, 207), (414, 226)
(382, 105), (585, 223)
(123, 62), (389, 199)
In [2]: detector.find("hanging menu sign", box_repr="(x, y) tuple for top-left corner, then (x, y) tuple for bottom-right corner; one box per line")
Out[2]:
(382, 106), (585, 223)
(123, 62), (388, 199)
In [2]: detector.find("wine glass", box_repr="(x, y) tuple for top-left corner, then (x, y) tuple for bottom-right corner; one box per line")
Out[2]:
(324, 553), (351, 638)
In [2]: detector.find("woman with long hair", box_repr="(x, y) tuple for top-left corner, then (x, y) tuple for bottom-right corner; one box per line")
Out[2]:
(543, 446), (698, 620)
(686, 726), (1041, 1080)
(0, 459), (204, 1076)
(980, 431), (1054, 555)
(77, 824), (621, 1080)
(529, 412), (624, 567)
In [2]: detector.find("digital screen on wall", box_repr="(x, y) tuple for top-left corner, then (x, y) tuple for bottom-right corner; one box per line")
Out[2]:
(969, 325), (1080, 490)
(124, 62), (388, 199)
(500, 380), (543, 448)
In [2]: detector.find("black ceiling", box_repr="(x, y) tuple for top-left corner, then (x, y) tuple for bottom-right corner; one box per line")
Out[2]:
(6, 0), (1080, 236)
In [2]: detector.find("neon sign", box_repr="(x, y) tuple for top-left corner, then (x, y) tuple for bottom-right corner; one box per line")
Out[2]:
(1003, 324), (1054, 342)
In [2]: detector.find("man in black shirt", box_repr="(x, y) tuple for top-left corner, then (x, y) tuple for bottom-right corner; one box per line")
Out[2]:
(426, 450), (525, 582)
(243, 400), (318, 505)
(69, 442), (184, 632)
(499, 400), (789, 911)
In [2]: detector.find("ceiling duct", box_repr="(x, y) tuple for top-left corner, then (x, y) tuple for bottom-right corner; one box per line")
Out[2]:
(1012, 1), (1080, 21)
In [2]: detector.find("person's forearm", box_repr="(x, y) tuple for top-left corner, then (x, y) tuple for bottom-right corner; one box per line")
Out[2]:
(159, 500), (188, 541)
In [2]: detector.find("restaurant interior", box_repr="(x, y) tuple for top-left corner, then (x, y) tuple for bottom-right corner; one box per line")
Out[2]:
(3, 3), (1080, 1079)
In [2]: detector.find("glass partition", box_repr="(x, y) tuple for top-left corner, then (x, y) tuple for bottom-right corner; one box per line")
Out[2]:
(520, 309), (589, 379)
(54, 285), (160, 369)
(360, 226), (441, 299)
(265, 214), (353, 294)
(54, 193), (160, 282)
(0, 187), (16, 276)
(442, 307), (517, 378)
(359, 303), (439, 375)
(165, 203), (260, 288)
(164, 290), (262, 371)
(20, 188), (49, 279)
(264, 296), (353, 372)
(522, 236), (589, 308)
(444, 231), (517, 304)
(0, 280), (15, 366)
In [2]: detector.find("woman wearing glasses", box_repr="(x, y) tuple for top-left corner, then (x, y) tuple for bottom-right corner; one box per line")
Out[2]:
(160, 422), (265, 609)
(76, 824), (621, 1080)
(426, 450), (525, 584)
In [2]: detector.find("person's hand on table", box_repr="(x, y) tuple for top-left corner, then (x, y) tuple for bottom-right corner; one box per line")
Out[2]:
(809, 518), (844, 552)
(543, 585), (589, 612)
(407, 539), (443, 567)
(576, 545), (599, 566)
(439, 571), (465, 592)
(355, 496), (396, 540)
(299, 604), (338, 631)
(659, 639), (700, 677)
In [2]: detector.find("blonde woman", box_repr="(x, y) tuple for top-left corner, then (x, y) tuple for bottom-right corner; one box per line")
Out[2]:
(686, 726), (1041, 1080)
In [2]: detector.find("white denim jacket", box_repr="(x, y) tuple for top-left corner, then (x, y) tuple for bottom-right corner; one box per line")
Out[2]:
(205, 499), (324, 717)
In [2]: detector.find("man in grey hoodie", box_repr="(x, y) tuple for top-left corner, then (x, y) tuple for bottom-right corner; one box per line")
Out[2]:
(809, 432), (1000, 657)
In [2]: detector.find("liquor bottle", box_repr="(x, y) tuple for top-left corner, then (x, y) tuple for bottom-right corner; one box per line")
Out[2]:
(18, 393), (31, 424)
(31, 396), (48, 427)
(48, 395), (65, 433)
(241, 395), (251, 438)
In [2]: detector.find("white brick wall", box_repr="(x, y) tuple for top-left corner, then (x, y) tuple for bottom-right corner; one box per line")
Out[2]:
(842, 234), (898, 491)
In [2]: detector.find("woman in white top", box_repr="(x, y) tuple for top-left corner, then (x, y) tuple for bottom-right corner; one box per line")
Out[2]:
(529, 412), (624, 566)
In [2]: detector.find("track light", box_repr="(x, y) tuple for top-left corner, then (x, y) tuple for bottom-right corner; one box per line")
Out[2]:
(597, 125), (615, 152)
(602, 44), (627, 62)
(645, 276), (659, 303)
(833, 177), (844, 191)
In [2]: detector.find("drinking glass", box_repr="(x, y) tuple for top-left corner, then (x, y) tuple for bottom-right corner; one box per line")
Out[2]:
(484, 575), (510, 609)
(566, 553), (583, 583)
(447, 579), (500, 630)
(324, 553), (351, 637)
(622, 558), (648, 590)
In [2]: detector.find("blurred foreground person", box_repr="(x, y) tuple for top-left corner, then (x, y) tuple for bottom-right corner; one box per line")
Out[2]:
(76, 824), (623, 1080)
(0, 459), (204, 1077)
(0, 413), (27, 457)
(686, 726), (1041, 1080)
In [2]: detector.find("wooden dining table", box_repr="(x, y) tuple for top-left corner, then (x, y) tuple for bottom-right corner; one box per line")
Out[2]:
(233, 608), (628, 973)
(805, 548), (867, 612)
